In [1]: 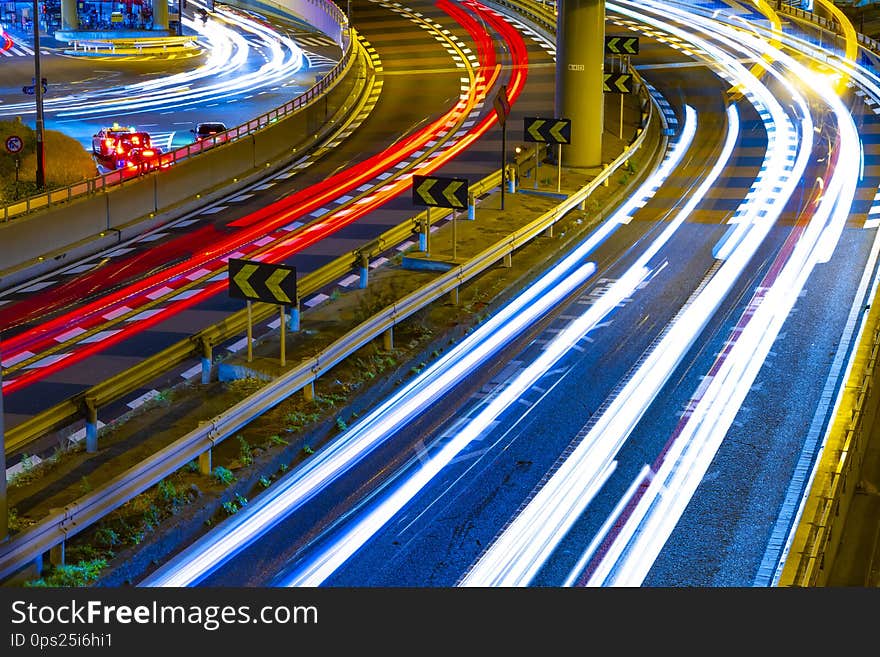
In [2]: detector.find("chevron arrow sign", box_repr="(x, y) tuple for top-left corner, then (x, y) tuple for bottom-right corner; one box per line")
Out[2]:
(604, 35), (639, 55)
(228, 258), (298, 304)
(603, 73), (633, 94)
(523, 116), (571, 144)
(412, 174), (469, 210)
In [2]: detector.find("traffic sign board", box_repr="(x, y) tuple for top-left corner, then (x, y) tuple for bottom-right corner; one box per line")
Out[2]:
(5, 135), (23, 154)
(605, 35), (639, 55)
(523, 117), (571, 145)
(228, 259), (297, 305)
(412, 174), (469, 210)
(22, 77), (48, 96)
(603, 73), (633, 94)
(493, 84), (510, 126)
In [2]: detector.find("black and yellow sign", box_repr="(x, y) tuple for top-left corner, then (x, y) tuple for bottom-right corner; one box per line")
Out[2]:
(493, 84), (510, 126)
(412, 174), (469, 210)
(228, 258), (297, 304)
(603, 73), (633, 94)
(604, 35), (639, 55)
(523, 117), (571, 145)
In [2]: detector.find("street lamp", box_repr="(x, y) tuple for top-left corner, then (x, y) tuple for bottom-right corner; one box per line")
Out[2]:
(31, 0), (46, 189)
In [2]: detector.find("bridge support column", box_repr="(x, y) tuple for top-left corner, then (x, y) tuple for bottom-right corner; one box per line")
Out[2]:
(60, 0), (78, 29)
(557, 0), (605, 168)
(152, 0), (169, 30)
(85, 398), (99, 453)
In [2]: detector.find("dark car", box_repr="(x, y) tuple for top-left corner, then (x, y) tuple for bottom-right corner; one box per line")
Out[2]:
(192, 122), (227, 140)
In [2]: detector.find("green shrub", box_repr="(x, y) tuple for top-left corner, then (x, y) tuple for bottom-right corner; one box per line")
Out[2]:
(212, 466), (235, 486)
(237, 435), (253, 466)
(25, 559), (107, 587)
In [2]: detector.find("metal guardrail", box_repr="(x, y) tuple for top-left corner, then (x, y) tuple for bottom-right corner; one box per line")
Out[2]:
(0, 0), (353, 223)
(66, 36), (200, 53)
(0, 57), (659, 582)
(782, 303), (880, 586)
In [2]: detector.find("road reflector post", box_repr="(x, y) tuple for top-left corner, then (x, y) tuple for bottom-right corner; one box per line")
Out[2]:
(468, 193), (475, 220)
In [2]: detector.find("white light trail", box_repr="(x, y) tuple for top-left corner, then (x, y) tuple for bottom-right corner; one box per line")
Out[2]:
(141, 97), (700, 589)
(0, 8), (304, 120)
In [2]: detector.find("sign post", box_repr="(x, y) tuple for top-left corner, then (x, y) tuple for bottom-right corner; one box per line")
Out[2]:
(603, 73), (633, 140)
(412, 174), (469, 259)
(493, 85), (510, 210)
(523, 116), (572, 193)
(5, 136), (22, 185)
(228, 259), (297, 366)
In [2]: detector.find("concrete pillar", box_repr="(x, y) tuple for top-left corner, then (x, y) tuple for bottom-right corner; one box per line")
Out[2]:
(383, 327), (394, 351)
(557, 0), (605, 168)
(198, 449), (212, 476)
(303, 381), (315, 402)
(49, 541), (65, 567)
(85, 398), (98, 453)
(60, 0), (78, 29)
(152, 0), (169, 30)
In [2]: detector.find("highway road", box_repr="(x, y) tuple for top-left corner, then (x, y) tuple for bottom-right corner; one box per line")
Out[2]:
(0, 0), (543, 459)
(139, 0), (880, 587)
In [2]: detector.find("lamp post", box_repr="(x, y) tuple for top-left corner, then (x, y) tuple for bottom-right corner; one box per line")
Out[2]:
(32, 0), (45, 189)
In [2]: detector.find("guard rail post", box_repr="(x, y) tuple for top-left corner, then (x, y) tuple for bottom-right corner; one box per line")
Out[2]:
(303, 381), (315, 402)
(198, 448), (211, 476)
(358, 249), (370, 289)
(383, 327), (394, 351)
(49, 539), (64, 566)
(289, 301), (301, 332)
(200, 337), (213, 385)
(84, 397), (98, 453)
